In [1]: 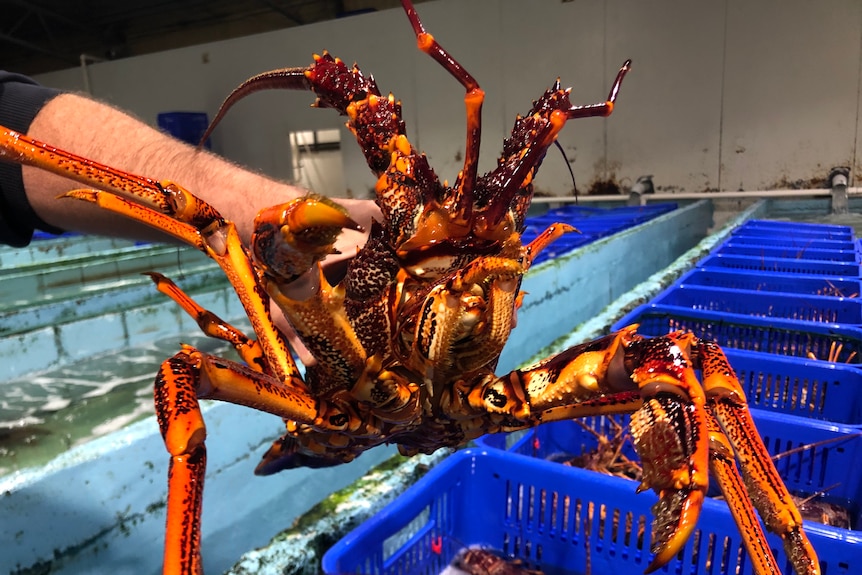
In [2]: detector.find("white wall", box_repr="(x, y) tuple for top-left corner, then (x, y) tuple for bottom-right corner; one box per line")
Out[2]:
(292, 148), (345, 196)
(33, 0), (862, 198)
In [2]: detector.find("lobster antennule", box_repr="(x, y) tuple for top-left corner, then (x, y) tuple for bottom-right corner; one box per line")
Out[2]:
(198, 67), (312, 148)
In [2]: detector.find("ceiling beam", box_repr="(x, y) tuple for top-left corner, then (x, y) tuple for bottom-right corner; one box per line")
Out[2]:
(3, 0), (102, 38)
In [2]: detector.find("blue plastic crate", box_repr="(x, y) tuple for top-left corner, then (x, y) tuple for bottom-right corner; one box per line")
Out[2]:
(322, 448), (862, 575)
(733, 227), (855, 241)
(717, 243), (860, 263)
(475, 410), (862, 531)
(612, 303), (862, 365)
(675, 268), (862, 298)
(738, 219), (854, 238)
(157, 111), (211, 148)
(606, 202), (677, 217)
(526, 215), (634, 236)
(741, 218), (853, 230)
(741, 218), (851, 228)
(528, 213), (633, 225)
(476, 416), (638, 466)
(729, 234), (859, 252)
(734, 228), (855, 242)
(652, 284), (862, 324)
(544, 203), (676, 220)
(726, 348), (862, 423)
(544, 205), (604, 218)
(569, 221), (631, 237)
(31, 230), (76, 241)
(543, 202), (677, 221)
(699, 253), (862, 277)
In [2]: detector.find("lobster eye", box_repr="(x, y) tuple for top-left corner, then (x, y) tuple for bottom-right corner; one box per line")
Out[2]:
(352, 90), (367, 102)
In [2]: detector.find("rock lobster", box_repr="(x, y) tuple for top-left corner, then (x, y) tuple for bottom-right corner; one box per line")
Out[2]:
(0, 1), (818, 573)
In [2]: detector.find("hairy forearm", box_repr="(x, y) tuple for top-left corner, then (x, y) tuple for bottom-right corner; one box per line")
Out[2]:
(22, 93), (377, 246)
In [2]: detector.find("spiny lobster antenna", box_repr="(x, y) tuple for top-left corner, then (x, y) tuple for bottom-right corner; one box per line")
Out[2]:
(197, 68), (310, 149)
(553, 140), (579, 202)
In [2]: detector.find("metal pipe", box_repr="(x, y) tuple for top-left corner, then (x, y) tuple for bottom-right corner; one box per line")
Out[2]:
(530, 188), (855, 205)
(627, 175), (654, 206)
(829, 167), (850, 215)
(79, 53), (105, 95)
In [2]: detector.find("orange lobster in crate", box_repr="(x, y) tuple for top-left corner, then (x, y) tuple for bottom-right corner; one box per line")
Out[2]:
(0, 1), (819, 574)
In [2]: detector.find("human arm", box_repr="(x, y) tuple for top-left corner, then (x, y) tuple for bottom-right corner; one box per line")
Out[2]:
(4, 86), (380, 363)
(20, 92), (379, 256)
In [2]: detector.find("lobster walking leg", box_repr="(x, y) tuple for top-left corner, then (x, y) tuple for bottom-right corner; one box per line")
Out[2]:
(155, 347), (337, 575)
(156, 353), (207, 575)
(523, 223), (578, 260)
(146, 272), (267, 371)
(463, 327), (818, 575)
(705, 414), (779, 575)
(694, 338), (820, 575)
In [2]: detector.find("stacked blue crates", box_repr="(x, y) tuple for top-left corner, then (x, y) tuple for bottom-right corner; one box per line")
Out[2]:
(324, 214), (862, 575)
(590, 218), (862, 571)
(615, 218), (862, 369)
(157, 111), (212, 149)
(520, 202), (677, 264)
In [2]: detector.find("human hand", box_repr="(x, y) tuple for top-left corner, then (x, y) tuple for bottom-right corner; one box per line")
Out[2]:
(268, 197), (381, 366)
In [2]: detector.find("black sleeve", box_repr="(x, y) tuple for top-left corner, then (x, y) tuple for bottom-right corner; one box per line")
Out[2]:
(0, 71), (65, 247)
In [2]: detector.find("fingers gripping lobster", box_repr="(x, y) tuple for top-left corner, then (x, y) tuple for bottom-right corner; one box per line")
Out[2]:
(0, 1), (818, 574)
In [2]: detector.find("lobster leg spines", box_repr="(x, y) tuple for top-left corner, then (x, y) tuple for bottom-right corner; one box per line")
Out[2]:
(374, 135), (443, 249)
(345, 91), (408, 175)
(306, 52), (416, 179)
